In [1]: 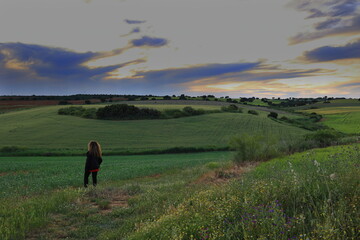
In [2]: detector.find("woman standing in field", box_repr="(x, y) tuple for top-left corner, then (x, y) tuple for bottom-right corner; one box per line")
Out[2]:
(84, 141), (103, 188)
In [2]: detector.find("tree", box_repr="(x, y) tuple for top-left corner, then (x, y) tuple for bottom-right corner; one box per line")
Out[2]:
(163, 95), (172, 100)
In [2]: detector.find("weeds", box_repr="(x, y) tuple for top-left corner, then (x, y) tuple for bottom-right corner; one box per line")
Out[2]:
(127, 144), (360, 240)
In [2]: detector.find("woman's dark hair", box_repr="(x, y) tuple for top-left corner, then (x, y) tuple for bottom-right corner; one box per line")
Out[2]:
(88, 141), (102, 157)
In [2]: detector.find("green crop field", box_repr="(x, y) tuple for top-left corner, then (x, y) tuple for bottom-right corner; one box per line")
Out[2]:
(0, 104), (307, 155)
(0, 151), (231, 200)
(302, 106), (360, 134)
(0, 151), (232, 239)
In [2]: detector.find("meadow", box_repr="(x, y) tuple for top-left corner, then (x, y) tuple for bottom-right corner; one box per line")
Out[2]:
(0, 103), (307, 155)
(0, 151), (232, 239)
(1, 143), (358, 239)
(127, 144), (360, 240)
(301, 105), (360, 134)
(0, 99), (359, 239)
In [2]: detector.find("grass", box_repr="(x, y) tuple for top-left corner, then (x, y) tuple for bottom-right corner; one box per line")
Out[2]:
(0, 105), (308, 155)
(0, 152), (231, 199)
(1, 138), (358, 239)
(302, 106), (360, 134)
(0, 151), (232, 240)
(127, 144), (360, 240)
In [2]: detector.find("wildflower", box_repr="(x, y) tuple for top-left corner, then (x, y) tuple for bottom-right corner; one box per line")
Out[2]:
(329, 173), (336, 180)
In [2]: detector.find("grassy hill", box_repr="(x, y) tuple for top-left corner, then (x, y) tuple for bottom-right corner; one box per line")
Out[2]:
(299, 101), (360, 134)
(0, 104), (308, 155)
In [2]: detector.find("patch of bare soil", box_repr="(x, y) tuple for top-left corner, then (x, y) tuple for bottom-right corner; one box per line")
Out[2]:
(85, 187), (130, 214)
(193, 162), (259, 185)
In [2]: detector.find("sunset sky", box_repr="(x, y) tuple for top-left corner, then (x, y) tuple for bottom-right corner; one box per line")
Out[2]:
(0, 0), (359, 97)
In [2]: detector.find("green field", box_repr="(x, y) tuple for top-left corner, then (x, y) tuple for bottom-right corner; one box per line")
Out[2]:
(302, 106), (360, 134)
(1, 100), (359, 239)
(0, 151), (231, 199)
(0, 151), (232, 239)
(1, 143), (358, 239)
(0, 104), (307, 154)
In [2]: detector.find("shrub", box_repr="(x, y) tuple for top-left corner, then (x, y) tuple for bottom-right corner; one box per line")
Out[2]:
(268, 112), (278, 118)
(0, 146), (24, 153)
(229, 134), (279, 164)
(305, 129), (342, 147)
(247, 109), (258, 115)
(81, 108), (97, 119)
(96, 104), (162, 120)
(279, 115), (326, 131)
(221, 104), (239, 112)
(183, 106), (205, 116)
(163, 109), (185, 118)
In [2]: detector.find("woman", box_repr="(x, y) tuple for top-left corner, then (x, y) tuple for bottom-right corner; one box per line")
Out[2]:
(84, 141), (103, 187)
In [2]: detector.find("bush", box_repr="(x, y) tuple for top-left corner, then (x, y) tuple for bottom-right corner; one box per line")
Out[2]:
(247, 110), (258, 115)
(279, 115), (326, 131)
(96, 104), (161, 120)
(229, 134), (279, 164)
(163, 95), (172, 100)
(81, 108), (97, 119)
(163, 109), (185, 118)
(221, 104), (239, 112)
(0, 146), (25, 153)
(305, 129), (342, 147)
(268, 112), (278, 118)
(182, 106), (205, 116)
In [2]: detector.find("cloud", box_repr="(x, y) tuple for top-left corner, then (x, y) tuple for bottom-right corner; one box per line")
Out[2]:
(124, 19), (146, 24)
(315, 18), (342, 30)
(304, 39), (360, 61)
(330, 0), (358, 17)
(0, 42), (348, 97)
(290, 0), (359, 18)
(132, 62), (262, 84)
(131, 36), (168, 47)
(124, 62), (325, 96)
(131, 27), (141, 34)
(289, 0), (360, 44)
(120, 27), (141, 38)
(0, 42), (142, 89)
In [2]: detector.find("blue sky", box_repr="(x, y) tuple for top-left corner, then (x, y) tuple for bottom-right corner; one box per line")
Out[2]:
(0, 0), (359, 97)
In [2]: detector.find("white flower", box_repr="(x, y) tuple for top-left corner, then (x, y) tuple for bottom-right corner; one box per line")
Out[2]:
(329, 173), (336, 180)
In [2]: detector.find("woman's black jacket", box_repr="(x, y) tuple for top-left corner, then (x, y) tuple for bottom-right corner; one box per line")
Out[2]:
(85, 152), (102, 171)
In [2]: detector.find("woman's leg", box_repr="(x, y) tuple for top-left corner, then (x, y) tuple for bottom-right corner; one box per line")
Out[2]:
(92, 172), (98, 186)
(84, 170), (91, 187)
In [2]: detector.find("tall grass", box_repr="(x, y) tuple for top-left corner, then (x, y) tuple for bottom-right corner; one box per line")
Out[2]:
(229, 134), (279, 164)
(127, 144), (360, 239)
(0, 189), (79, 240)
